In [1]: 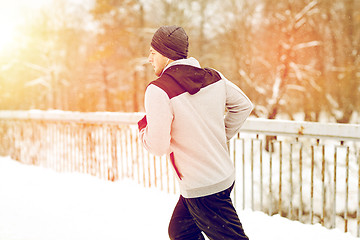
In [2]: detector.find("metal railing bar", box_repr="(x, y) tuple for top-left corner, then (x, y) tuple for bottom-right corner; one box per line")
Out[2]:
(259, 138), (263, 212)
(166, 155), (170, 194)
(251, 139), (254, 210)
(289, 143), (294, 220)
(321, 144), (326, 226)
(357, 149), (360, 237)
(311, 145), (315, 224)
(1, 111), (359, 140)
(269, 141), (273, 216)
(333, 145), (337, 228)
(119, 127), (124, 180)
(345, 146), (350, 232)
(153, 155), (157, 188)
(242, 139), (246, 210)
(232, 139), (237, 208)
(279, 141), (283, 217)
(242, 118), (360, 141)
(130, 128), (135, 180)
(141, 137), (146, 188)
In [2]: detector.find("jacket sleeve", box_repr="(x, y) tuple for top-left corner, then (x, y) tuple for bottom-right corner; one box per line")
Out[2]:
(224, 79), (253, 141)
(138, 84), (173, 156)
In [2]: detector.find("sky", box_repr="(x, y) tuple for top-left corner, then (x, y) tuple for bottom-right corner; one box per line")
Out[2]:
(0, 156), (358, 240)
(0, 1), (37, 50)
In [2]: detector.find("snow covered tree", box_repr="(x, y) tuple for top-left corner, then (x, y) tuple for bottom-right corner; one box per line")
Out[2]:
(221, 0), (322, 120)
(218, 0), (359, 123)
(319, 0), (360, 123)
(90, 0), (150, 112)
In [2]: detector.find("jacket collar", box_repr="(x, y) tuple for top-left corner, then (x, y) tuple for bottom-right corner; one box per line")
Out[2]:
(160, 57), (201, 77)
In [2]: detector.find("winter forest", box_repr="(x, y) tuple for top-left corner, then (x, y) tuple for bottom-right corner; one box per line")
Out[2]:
(0, 0), (359, 124)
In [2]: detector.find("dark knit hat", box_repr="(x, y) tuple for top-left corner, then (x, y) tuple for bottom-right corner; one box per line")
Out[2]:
(151, 25), (188, 60)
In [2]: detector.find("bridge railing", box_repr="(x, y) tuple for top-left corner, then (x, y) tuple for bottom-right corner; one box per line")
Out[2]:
(0, 110), (359, 237)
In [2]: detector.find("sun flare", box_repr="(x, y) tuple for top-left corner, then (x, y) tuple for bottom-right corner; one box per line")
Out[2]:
(0, 0), (47, 52)
(0, 14), (17, 51)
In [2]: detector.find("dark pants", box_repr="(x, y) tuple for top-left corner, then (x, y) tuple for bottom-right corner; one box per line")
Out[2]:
(168, 183), (249, 240)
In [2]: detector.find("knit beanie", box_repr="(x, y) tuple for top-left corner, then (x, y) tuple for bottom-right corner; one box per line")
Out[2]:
(151, 25), (189, 60)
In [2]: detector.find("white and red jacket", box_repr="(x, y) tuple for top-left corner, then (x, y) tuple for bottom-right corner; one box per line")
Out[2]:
(138, 57), (253, 198)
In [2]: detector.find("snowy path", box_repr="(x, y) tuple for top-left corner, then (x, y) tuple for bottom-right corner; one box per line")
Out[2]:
(0, 157), (357, 240)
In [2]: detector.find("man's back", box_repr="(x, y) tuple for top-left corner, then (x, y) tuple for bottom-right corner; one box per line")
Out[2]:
(140, 57), (253, 198)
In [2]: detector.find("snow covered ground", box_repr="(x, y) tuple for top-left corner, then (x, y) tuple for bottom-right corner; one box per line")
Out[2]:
(0, 156), (358, 240)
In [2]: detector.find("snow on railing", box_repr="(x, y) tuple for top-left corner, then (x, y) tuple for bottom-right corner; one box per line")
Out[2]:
(0, 110), (359, 237)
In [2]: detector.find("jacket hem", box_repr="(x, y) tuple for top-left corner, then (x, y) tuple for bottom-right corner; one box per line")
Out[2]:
(180, 171), (235, 198)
